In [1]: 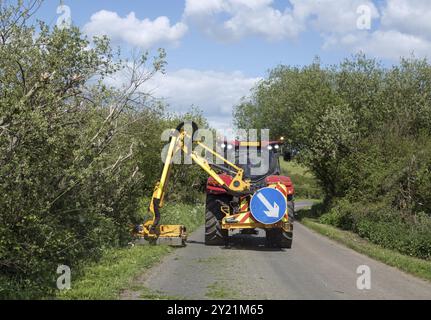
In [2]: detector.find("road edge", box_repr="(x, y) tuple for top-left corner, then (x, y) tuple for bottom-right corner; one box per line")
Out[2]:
(300, 217), (431, 282)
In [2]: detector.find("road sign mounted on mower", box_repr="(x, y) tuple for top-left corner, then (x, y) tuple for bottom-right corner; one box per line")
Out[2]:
(250, 187), (287, 224)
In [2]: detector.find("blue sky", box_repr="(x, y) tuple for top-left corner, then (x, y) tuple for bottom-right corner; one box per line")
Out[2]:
(34, 0), (431, 129)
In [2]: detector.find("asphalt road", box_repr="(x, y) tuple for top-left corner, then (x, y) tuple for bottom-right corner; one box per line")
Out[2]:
(124, 201), (431, 300)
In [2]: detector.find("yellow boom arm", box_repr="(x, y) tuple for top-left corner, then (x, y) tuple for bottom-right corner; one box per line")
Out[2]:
(139, 122), (251, 245)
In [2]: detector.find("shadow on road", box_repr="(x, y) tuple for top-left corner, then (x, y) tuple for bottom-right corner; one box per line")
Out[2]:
(187, 233), (287, 252)
(226, 233), (286, 252)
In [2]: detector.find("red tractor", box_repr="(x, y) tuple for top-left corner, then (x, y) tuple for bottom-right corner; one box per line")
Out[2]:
(139, 122), (295, 248)
(205, 140), (295, 248)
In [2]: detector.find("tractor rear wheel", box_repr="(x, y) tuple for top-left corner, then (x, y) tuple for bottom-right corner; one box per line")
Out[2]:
(266, 201), (294, 248)
(288, 201), (295, 224)
(266, 228), (293, 248)
(205, 194), (230, 246)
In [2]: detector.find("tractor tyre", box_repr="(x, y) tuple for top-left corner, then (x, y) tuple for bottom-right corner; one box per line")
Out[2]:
(266, 201), (294, 249)
(287, 201), (295, 223)
(266, 228), (293, 249)
(279, 230), (293, 249)
(205, 194), (229, 246)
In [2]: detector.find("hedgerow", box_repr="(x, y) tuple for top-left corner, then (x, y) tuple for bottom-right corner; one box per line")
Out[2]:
(235, 55), (431, 260)
(0, 2), (207, 298)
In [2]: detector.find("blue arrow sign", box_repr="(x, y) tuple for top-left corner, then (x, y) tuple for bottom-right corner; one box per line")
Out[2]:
(250, 187), (287, 225)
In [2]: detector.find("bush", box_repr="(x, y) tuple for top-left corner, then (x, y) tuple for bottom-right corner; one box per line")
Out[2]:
(234, 53), (431, 261)
(319, 200), (431, 260)
(319, 200), (355, 230)
(354, 211), (431, 260)
(0, 3), (208, 298)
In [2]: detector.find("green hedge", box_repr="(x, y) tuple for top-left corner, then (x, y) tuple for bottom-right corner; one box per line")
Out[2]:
(319, 201), (431, 260)
(0, 4), (208, 299)
(235, 53), (431, 262)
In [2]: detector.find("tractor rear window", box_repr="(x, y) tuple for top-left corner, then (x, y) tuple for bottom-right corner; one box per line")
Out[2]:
(236, 148), (280, 181)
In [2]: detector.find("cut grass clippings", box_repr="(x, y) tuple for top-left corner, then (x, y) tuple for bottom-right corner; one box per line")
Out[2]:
(301, 217), (431, 282)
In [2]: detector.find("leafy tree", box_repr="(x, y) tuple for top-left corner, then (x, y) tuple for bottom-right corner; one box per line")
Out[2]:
(0, 1), (207, 298)
(234, 54), (431, 259)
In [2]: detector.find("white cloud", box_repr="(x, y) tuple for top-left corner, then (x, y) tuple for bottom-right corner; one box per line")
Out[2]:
(83, 1), (431, 60)
(183, 0), (226, 16)
(106, 67), (260, 130)
(320, 0), (431, 60)
(184, 0), (431, 61)
(184, 0), (380, 41)
(381, 0), (431, 40)
(184, 0), (304, 41)
(290, 0), (379, 34)
(354, 30), (431, 61)
(146, 69), (260, 130)
(83, 10), (188, 48)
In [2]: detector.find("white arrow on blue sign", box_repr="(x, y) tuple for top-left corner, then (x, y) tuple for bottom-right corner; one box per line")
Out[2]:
(250, 187), (287, 225)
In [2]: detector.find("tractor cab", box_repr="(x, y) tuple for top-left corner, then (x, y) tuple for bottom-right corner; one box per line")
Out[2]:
(216, 139), (284, 183)
(234, 141), (282, 183)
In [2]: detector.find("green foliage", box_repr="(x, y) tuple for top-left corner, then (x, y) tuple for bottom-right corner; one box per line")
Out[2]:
(235, 53), (431, 260)
(280, 160), (323, 199)
(139, 198), (205, 231)
(57, 244), (173, 300)
(58, 202), (203, 300)
(301, 215), (431, 282)
(0, 3), (207, 299)
(354, 211), (431, 260)
(319, 199), (356, 231)
(318, 200), (431, 260)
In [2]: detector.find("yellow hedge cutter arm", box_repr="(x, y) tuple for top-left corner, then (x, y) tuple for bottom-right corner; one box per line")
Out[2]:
(137, 122), (251, 246)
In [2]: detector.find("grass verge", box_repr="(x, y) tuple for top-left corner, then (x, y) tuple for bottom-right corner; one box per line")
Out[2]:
(300, 217), (431, 282)
(294, 198), (322, 204)
(58, 201), (204, 300)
